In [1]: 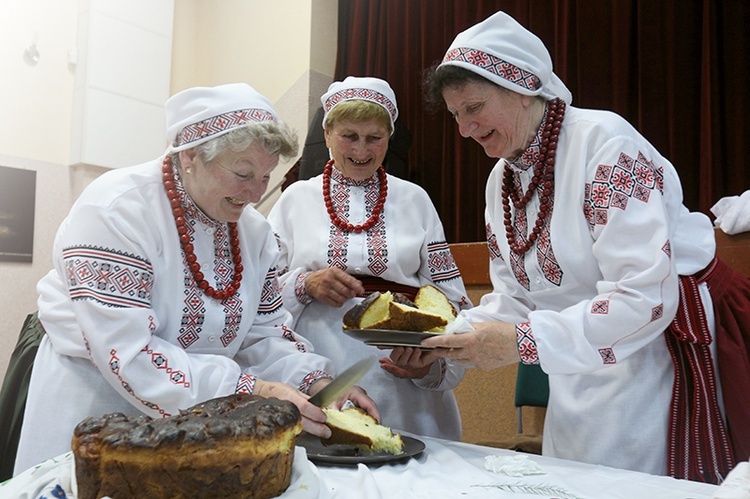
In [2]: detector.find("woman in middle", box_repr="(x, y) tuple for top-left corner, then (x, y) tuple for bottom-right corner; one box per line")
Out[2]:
(268, 77), (471, 440)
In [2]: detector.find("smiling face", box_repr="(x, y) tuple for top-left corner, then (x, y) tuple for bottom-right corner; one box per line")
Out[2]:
(324, 118), (390, 182)
(442, 80), (540, 160)
(178, 142), (278, 222)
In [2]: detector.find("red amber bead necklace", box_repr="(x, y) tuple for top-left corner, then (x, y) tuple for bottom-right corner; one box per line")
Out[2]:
(501, 98), (566, 254)
(322, 159), (388, 233)
(162, 156), (243, 300)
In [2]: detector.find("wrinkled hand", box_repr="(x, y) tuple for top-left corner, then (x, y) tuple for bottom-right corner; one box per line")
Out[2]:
(304, 268), (365, 307)
(337, 385), (381, 423)
(380, 348), (439, 379)
(254, 378), (331, 438)
(419, 321), (520, 370)
(308, 379), (381, 423)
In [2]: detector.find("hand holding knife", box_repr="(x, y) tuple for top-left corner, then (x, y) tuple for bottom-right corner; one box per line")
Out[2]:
(308, 356), (376, 407)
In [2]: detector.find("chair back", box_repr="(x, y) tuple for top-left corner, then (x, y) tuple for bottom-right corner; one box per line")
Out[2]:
(0, 312), (45, 481)
(515, 363), (550, 408)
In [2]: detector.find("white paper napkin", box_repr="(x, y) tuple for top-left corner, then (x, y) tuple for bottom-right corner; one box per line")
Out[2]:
(712, 461), (750, 499)
(484, 454), (546, 477)
(711, 191), (750, 235)
(444, 315), (475, 334)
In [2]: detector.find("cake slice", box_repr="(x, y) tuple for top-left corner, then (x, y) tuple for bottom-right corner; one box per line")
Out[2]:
(343, 291), (393, 329)
(342, 286), (456, 332)
(414, 284), (457, 324)
(387, 301), (447, 331)
(321, 407), (404, 455)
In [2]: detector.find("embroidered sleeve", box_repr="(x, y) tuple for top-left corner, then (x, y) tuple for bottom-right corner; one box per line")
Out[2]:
(236, 373), (257, 394)
(62, 245), (154, 308)
(299, 370), (333, 394)
(426, 240), (461, 283)
(257, 267), (284, 315)
(517, 322), (539, 365)
(295, 271), (315, 304)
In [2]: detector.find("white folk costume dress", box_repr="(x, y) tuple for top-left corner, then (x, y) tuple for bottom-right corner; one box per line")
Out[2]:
(267, 167), (471, 440)
(14, 160), (332, 474)
(461, 104), (722, 476)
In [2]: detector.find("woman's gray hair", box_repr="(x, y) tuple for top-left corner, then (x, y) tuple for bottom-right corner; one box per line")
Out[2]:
(173, 121), (299, 165)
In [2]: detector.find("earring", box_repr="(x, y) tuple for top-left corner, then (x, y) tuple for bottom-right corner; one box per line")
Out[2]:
(185, 167), (192, 174)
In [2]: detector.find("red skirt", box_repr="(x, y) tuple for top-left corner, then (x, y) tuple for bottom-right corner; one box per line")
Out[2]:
(707, 259), (750, 463)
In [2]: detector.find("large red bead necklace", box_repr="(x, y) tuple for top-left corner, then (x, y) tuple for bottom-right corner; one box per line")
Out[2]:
(162, 156), (243, 300)
(322, 159), (388, 233)
(501, 98), (566, 255)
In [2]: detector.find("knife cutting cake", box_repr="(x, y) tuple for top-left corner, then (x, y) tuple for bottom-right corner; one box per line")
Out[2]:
(72, 393), (302, 499)
(343, 285), (457, 332)
(321, 407), (404, 455)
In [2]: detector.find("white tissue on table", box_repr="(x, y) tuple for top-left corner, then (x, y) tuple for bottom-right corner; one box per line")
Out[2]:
(711, 191), (750, 235)
(711, 461), (750, 499)
(484, 454), (546, 477)
(444, 315), (474, 334)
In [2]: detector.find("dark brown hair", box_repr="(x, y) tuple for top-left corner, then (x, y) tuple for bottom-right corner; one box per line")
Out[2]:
(421, 63), (492, 112)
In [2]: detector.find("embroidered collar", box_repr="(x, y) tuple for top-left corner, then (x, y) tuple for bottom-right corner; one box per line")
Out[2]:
(508, 105), (550, 172)
(171, 164), (225, 230)
(330, 165), (380, 187)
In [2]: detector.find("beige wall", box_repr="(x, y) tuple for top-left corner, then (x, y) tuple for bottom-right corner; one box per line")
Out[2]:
(0, 0), (338, 383)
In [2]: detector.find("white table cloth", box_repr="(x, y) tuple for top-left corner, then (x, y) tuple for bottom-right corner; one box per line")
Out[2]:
(0, 434), (721, 499)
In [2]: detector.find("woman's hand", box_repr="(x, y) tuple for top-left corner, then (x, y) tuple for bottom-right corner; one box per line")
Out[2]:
(254, 378), (332, 438)
(419, 321), (520, 370)
(304, 267), (365, 307)
(380, 347), (439, 379)
(309, 379), (381, 423)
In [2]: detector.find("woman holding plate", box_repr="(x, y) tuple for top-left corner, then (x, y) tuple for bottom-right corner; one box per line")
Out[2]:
(268, 76), (471, 440)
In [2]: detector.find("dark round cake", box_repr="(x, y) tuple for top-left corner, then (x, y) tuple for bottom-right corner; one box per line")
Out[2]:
(72, 393), (302, 499)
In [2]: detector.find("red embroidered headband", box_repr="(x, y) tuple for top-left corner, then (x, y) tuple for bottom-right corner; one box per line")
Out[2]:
(442, 47), (542, 93)
(175, 108), (276, 149)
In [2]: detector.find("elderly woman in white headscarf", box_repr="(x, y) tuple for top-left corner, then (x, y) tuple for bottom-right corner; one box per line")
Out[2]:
(267, 76), (471, 440)
(420, 11), (750, 483)
(13, 83), (378, 474)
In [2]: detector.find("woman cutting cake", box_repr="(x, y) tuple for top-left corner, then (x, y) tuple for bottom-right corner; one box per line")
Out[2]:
(267, 77), (471, 440)
(13, 83), (377, 475)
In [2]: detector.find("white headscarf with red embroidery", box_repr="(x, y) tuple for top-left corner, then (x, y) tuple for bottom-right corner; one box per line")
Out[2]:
(320, 76), (399, 135)
(166, 83), (280, 153)
(439, 11), (572, 104)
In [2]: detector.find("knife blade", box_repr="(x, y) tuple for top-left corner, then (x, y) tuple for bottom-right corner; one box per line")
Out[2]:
(308, 356), (375, 407)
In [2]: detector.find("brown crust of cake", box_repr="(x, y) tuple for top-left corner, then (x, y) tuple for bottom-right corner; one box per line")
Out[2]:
(386, 301), (447, 331)
(72, 394), (301, 499)
(342, 286), (457, 332)
(320, 407), (404, 455)
(320, 408), (378, 447)
(342, 291), (382, 329)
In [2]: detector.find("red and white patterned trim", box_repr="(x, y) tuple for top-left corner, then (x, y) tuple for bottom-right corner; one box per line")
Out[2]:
(516, 322), (539, 364)
(258, 268), (284, 314)
(443, 47), (542, 92)
(279, 323), (307, 353)
(323, 88), (397, 123)
(427, 241), (461, 283)
(299, 370), (332, 394)
(63, 245), (154, 308)
(176, 108), (276, 148)
(236, 373), (257, 394)
(295, 271), (314, 304)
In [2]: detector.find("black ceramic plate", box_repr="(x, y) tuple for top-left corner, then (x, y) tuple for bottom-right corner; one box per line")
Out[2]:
(296, 432), (425, 466)
(343, 328), (439, 349)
